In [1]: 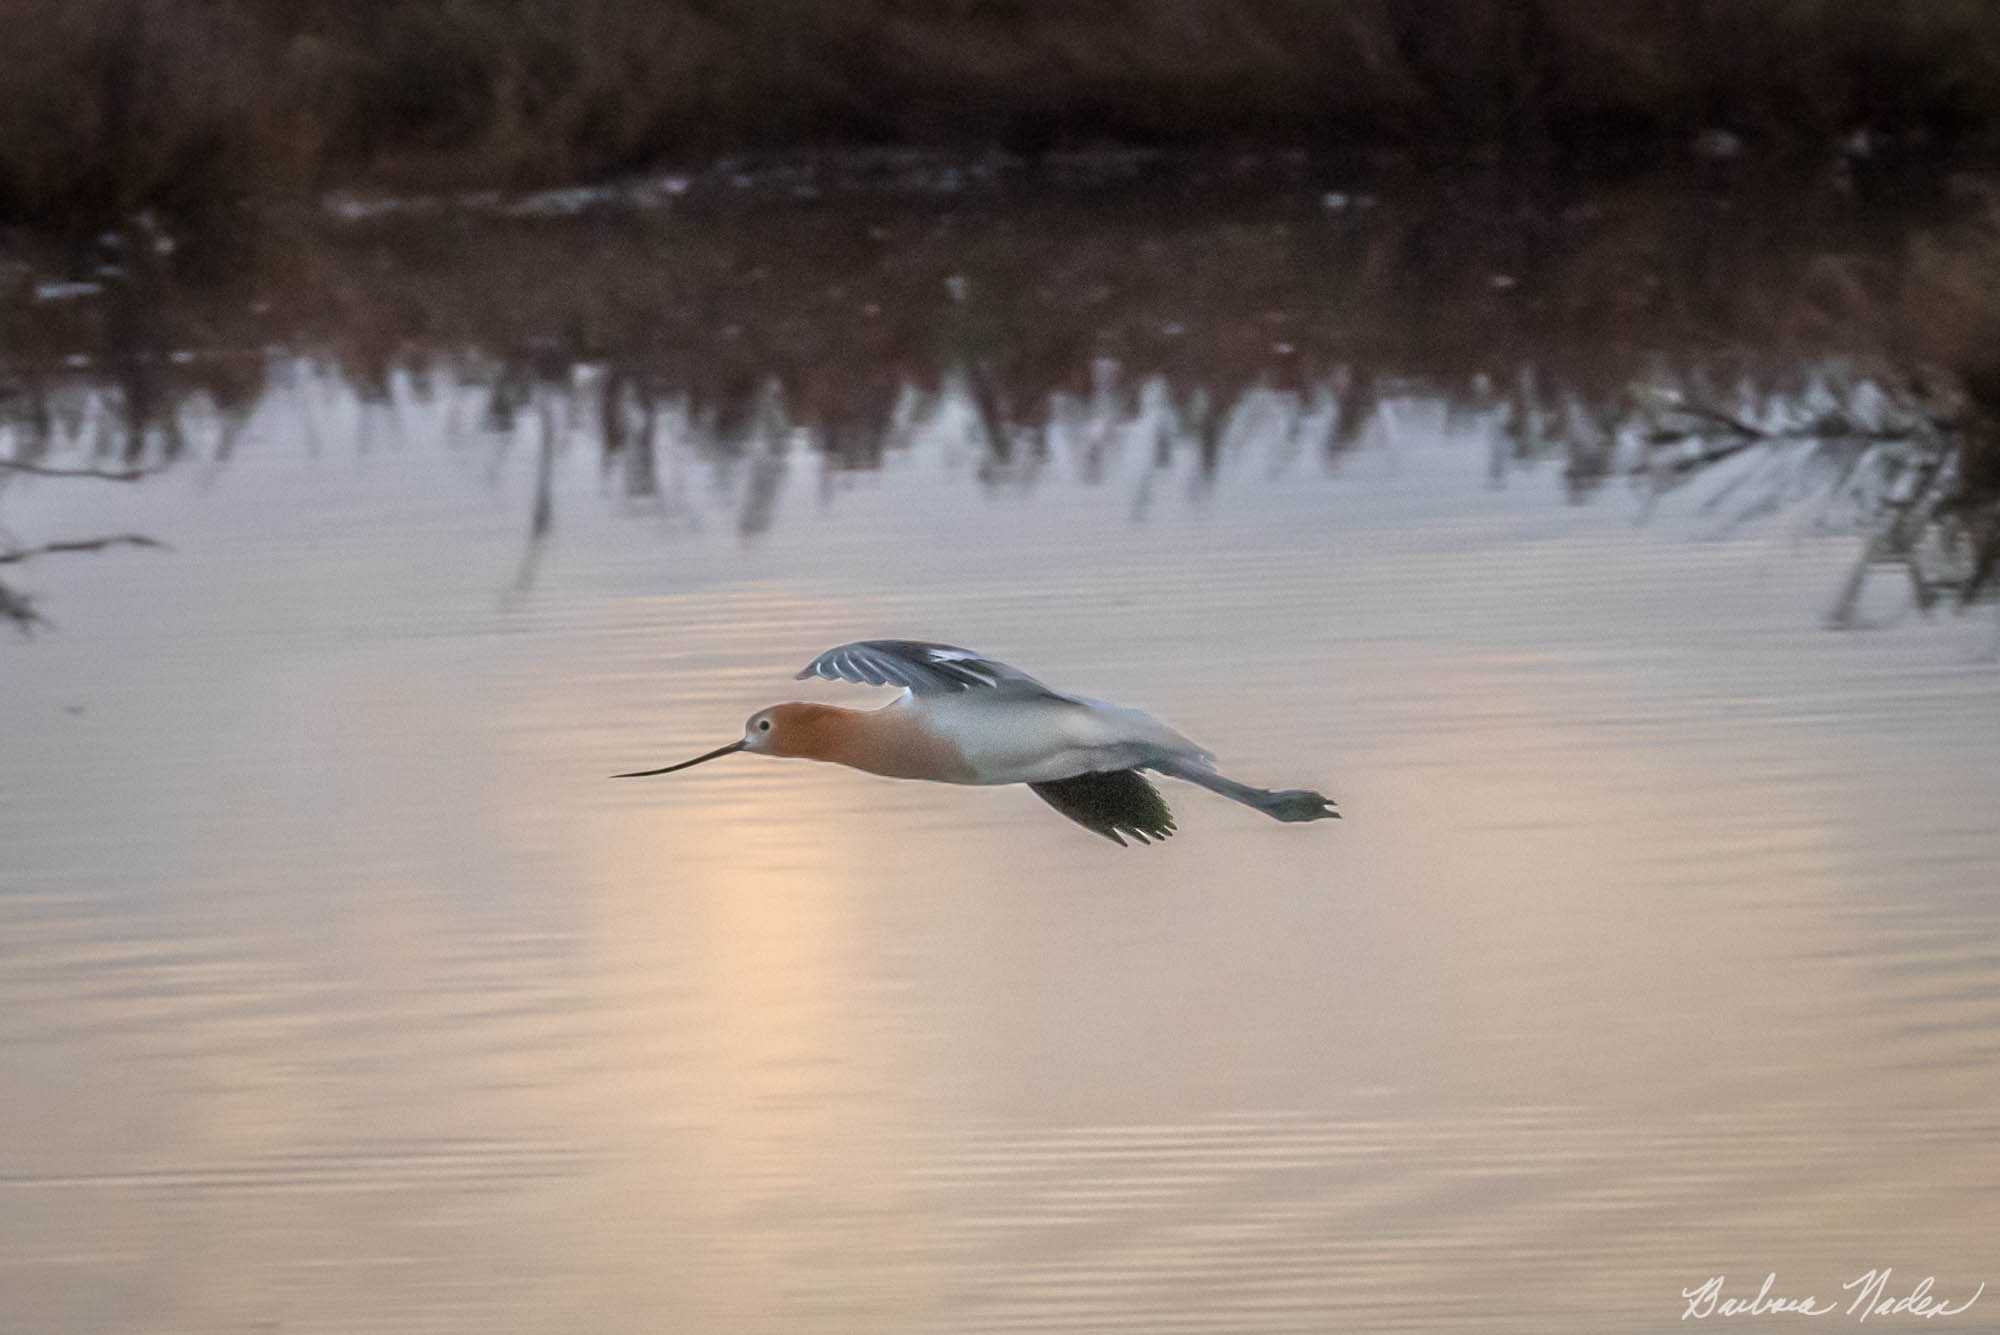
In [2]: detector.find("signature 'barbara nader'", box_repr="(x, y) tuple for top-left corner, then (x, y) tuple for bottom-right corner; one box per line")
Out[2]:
(1682, 1270), (1985, 1322)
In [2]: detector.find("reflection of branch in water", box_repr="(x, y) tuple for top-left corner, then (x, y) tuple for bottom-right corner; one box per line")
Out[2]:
(601, 369), (660, 501)
(1626, 385), (1998, 621)
(0, 533), (166, 634)
(505, 391), (561, 599)
(530, 395), (558, 541)
(1651, 396), (1770, 441)
(0, 533), (166, 564)
(736, 379), (791, 539)
(966, 362), (1012, 472)
(1828, 447), (1956, 628)
(1, 577), (42, 631)
(0, 459), (161, 481)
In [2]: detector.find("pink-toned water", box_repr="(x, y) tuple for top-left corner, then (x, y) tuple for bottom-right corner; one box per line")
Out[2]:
(4, 361), (1997, 1333)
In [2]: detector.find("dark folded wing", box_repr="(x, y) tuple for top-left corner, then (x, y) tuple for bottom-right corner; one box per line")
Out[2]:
(1028, 770), (1177, 847)
(796, 640), (1066, 697)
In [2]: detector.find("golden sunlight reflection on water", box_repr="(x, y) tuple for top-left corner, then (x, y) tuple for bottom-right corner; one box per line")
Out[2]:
(3, 371), (1999, 1332)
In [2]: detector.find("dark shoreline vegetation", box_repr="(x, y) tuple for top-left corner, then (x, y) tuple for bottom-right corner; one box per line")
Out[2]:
(3, 164), (1999, 633)
(6, 0), (2000, 229)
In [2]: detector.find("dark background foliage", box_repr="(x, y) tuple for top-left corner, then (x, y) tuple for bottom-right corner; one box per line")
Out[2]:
(5, 0), (2000, 228)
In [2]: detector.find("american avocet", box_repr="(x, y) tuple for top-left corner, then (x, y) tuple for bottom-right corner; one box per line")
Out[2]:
(615, 640), (1338, 846)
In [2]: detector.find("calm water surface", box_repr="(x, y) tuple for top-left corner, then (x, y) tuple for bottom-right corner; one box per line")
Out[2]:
(5, 346), (2000, 1329)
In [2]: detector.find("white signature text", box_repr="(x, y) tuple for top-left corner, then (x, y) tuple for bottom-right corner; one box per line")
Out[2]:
(1682, 1270), (1984, 1322)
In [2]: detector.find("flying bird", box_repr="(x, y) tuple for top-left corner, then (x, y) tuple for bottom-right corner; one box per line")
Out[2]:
(615, 640), (1339, 845)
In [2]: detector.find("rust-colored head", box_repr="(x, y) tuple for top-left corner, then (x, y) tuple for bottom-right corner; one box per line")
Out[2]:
(612, 701), (858, 777)
(743, 702), (854, 760)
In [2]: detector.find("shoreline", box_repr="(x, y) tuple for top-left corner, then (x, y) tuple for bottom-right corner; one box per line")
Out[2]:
(7, 0), (2000, 230)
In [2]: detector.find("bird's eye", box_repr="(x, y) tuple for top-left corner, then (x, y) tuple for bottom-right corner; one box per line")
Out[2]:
(758, 719), (771, 732)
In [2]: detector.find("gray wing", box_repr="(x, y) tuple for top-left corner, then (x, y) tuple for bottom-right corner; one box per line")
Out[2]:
(796, 640), (1069, 698)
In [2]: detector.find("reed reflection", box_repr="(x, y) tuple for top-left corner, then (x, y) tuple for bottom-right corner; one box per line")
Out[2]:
(5, 171), (1999, 625)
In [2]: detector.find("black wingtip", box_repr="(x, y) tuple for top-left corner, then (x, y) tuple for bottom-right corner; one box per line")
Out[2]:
(1030, 770), (1177, 847)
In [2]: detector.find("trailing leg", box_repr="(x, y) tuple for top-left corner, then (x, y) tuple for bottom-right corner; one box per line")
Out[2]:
(1149, 758), (1339, 823)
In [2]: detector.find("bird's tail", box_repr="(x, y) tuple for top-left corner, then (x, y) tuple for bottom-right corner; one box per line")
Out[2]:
(1149, 758), (1339, 822)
